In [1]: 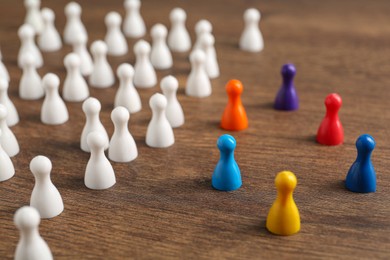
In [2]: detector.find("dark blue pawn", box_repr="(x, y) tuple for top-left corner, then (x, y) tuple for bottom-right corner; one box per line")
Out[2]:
(345, 134), (376, 193)
(212, 134), (242, 191)
(274, 63), (299, 111)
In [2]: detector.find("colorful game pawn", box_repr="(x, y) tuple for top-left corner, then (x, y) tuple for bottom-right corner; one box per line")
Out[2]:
(211, 134), (242, 191)
(274, 64), (299, 111)
(345, 134), (376, 193)
(221, 79), (248, 131)
(266, 171), (300, 236)
(316, 93), (344, 145)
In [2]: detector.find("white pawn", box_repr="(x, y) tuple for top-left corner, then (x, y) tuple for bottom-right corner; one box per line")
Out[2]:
(18, 24), (43, 68)
(168, 8), (191, 52)
(64, 2), (88, 45)
(41, 73), (69, 125)
(89, 40), (115, 88)
(146, 93), (174, 148)
(133, 40), (157, 89)
(0, 48), (10, 81)
(114, 63), (141, 113)
(19, 53), (44, 100)
(38, 8), (62, 52)
(85, 131), (116, 190)
(123, 0), (146, 38)
(193, 19), (212, 50)
(161, 76), (184, 128)
(30, 156), (64, 219)
(185, 50), (211, 98)
(239, 8), (264, 52)
(150, 24), (173, 70)
(109, 107), (138, 162)
(0, 129), (15, 182)
(104, 12), (128, 56)
(72, 34), (93, 76)
(0, 79), (19, 126)
(14, 206), (53, 260)
(200, 33), (219, 79)
(24, 0), (44, 34)
(0, 105), (19, 158)
(81, 97), (109, 152)
(63, 53), (89, 102)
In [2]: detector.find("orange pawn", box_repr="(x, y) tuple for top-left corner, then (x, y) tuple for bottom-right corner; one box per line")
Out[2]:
(221, 79), (248, 131)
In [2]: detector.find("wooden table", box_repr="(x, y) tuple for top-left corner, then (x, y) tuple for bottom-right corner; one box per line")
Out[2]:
(0, 0), (389, 259)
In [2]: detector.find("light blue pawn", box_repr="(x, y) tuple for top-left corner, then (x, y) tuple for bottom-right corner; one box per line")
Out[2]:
(212, 134), (242, 191)
(345, 134), (376, 193)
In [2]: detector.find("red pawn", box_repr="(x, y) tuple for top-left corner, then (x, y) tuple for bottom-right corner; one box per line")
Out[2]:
(316, 93), (344, 145)
(221, 79), (248, 131)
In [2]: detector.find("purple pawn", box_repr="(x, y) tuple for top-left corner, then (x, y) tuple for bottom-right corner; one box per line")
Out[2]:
(274, 64), (299, 111)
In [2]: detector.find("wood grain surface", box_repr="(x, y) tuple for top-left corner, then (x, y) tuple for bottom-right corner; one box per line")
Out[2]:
(0, 0), (389, 259)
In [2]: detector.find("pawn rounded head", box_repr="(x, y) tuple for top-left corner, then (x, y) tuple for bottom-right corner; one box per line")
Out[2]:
(21, 52), (36, 67)
(356, 134), (376, 153)
(0, 78), (9, 91)
(65, 2), (81, 16)
(161, 75), (179, 92)
(105, 12), (122, 27)
(82, 97), (101, 114)
(170, 8), (186, 23)
(30, 155), (52, 177)
(42, 73), (60, 90)
(195, 19), (212, 36)
(64, 53), (81, 68)
(134, 40), (151, 55)
(124, 0), (140, 10)
(217, 134), (236, 152)
(87, 131), (107, 150)
(281, 63), (296, 79)
(117, 63), (134, 79)
(324, 93), (342, 110)
(226, 79), (244, 96)
(244, 8), (261, 22)
(200, 33), (215, 48)
(24, 0), (40, 8)
(149, 93), (167, 110)
(189, 50), (206, 65)
(0, 104), (7, 120)
(151, 24), (168, 39)
(111, 106), (130, 124)
(14, 206), (41, 231)
(18, 24), (35, 39)
(91, 40), (108, 55)
(275, 171), (297, 192)
(41, 8), (55, 22)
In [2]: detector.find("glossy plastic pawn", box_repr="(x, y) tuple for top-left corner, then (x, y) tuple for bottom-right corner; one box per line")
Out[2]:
(200, 33), (219, 79)
(150, 24), (173, 70)
(274, 64), (299, 111)
(212, 134), (242, 191)
(0, 129), (15, 182)
(109, 107), (138, 163)
(24, 0), (44, 34)
(38, 8), (62, 52)
(316, 93), (344, 145)
(18, 24), (43, 68)
(123, 0), (146, 38)
(146, 93), (175, 148)
(185, 50), (211, 98)
(221, 79), (248, 131)
(81, 97), (109, 152)
(85, 131), (116, 190)
(72, 33), (93, 76)
(161, 75), (184, 128)
(30, 156), (64, 219)
(345, 134), (376, 193)
(19, 53), (44, 100)
(63, 53), (89, 102)
(168, 8), (191, 52)
(114, 63), (141, 113)
(266, 171), (300, 236)
(133, 40), (157, 88)
(104, 12), (128, 56)
(64, 2), (87, 44)
(193, 19), (212, 50)
(0, 79), (19, 127)
(14, 206), (53, 260)
(0, 104), (20, 157)
(239, 8), (264, 52)
(89, 40), (115, 88)
(41, 73), (69, 125)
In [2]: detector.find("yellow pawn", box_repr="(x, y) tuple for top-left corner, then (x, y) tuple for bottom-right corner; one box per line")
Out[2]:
(266, 171), (300, 236)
